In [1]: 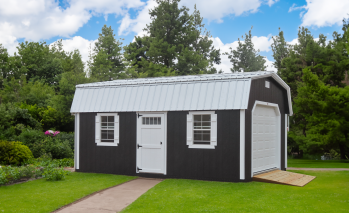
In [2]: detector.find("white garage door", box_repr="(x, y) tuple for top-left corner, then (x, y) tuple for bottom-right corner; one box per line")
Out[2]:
(252, 104), (279, 175)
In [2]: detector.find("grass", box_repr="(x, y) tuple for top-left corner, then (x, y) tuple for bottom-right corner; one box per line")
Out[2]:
(0, 172), (136, 213)
(122, 171), (349, 213)
(288, 159), (349, 168)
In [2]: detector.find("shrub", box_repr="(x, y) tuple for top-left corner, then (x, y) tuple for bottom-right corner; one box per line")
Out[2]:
(17, 129), (45, 158)
(57, 158), (74, 167)
(1, 166), (21, 182)
(0, 141), (34, 165)
(55, 132), (74, 151)
(18, 130), (74, 159)
(0, 168), (8, 185)
(45, 138), (73, 159)
(42, 166), (70, 181)
(19, 165), (36, 179)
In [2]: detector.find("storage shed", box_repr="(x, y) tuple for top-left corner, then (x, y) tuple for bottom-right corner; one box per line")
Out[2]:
(71, 71), (292, 182)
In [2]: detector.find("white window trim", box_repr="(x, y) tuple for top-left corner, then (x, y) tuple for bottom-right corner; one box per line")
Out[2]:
(187, 111), (217, 149)
(95, 113), (119, 146)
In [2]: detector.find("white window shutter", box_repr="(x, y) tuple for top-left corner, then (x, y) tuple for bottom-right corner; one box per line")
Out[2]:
(95, 115), (100, 143)
(211, 113), (217, 146)
(114, 114), (119, 144)
(186, 114), (193, 146)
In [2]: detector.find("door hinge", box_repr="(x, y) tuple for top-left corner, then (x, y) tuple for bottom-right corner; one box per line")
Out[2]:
(138, 113), (143, 118)
(137, 167), (142, 171)
(137, 144), (142, 149)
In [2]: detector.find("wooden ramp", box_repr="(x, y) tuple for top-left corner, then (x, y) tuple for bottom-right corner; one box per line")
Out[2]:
(253, 170), (316, 187)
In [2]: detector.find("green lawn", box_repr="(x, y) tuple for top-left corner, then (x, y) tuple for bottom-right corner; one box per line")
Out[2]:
(0, 172), (136, 213)
(122, 171), (349, 213)
(288, 159), (349, 168)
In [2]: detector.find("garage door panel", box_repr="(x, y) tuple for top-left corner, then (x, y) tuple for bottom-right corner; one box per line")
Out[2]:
(252, 105), (279, 174)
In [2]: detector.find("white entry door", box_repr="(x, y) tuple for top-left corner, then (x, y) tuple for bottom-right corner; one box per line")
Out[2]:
(136, 113), (166, 174)
(252, 104), (280, 175)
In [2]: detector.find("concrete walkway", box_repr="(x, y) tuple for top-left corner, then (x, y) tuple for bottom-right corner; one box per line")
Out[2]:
(56, 178), (162, 213)
(288, 167), (349, 171)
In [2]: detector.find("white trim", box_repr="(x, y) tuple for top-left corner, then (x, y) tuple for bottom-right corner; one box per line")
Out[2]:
(188, 144), (216, 149)
(136, 112), (167, 175)
(285, 114), (288, 169)
(164, 112), (167, 175)
(240, 109), (245, 180)
(75, 113), (80, 170)
(187, 111), (217, 149)
(95, 113), (119, 146)
(251, 101), (281, 177)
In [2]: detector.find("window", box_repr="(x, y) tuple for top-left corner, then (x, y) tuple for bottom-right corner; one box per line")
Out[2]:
(101, 116), (114, 142)
(95, 113), (119, 146)
(187, 111), (217, 149)
(193, 115), (211, 144)
(142, 117), (161, 125)
(265, 81), (270, 88)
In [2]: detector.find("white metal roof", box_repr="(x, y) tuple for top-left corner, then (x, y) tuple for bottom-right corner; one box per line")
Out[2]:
(71, 71), (293, 115)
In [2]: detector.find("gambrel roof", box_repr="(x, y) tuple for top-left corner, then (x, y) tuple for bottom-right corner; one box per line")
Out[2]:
(71, 71), (293, 115)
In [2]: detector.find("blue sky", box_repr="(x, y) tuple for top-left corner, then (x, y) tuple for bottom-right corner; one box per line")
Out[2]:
(0, 0), (348, 72)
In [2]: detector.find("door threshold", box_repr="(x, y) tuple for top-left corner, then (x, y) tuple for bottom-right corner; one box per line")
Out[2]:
(253, 167), (278, 176)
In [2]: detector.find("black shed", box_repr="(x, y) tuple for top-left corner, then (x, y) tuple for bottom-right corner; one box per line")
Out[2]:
(70, 71), (292, 182)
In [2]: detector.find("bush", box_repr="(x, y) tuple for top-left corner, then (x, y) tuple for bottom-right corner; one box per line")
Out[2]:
(0, 141), (33, 165)
(55, 132), (74, 151)
(17, 129), (45, 156)
(19, 165), (36, 179)
(0, 164), (46, 186)
(42, 166), (70, 181)
(1, 166), (21, 183)
(17, 130), (74, 159)
(45, 138), (73, 159)
(0, 168), (8, 185)
(55, 158), (74, 167)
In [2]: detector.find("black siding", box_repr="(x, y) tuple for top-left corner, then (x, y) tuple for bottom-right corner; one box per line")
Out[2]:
(245, 77), (288, 179)
(79, 112), (137, 175)
(77, 110), (241, 182)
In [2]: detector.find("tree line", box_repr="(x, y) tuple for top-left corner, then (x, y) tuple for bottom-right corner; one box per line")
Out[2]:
(0, 0), (348, 159)
(271, 20), (349, 159)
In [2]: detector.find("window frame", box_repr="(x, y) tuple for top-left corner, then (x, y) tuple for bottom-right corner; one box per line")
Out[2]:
(187, 111), (217, 149)
(95, 113), (119, 146)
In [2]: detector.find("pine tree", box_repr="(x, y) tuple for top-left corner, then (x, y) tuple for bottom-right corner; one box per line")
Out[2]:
(124, 0), (221, 76)
(271, 28), (289, 72)
(225, 28), (266, 72)
(0, 44), (9, 87)
(90, 25), (124, 81)
(294, 69), (349, 159)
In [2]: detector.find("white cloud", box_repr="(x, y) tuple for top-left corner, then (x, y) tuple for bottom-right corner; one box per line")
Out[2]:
(181, 0), (278, 23)
(267, 0), (279, 7)
(288, 38), (299, 45)
(210, 36), (275, 73)
(0, 0), (145, 50)
(118, 0), (158, 36)
(51, 36), (97, 64)
(252, 35), (273, 52)
(119, 0), (278, 36)
(289, 0), (349, 27)
(265, 57), (277, 72)
(0, 22), (19, 55)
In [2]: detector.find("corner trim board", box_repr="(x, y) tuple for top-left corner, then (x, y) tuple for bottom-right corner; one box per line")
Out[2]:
(75, 113), (80, 170)
(285, 114), (288, 168)
(240, 109), (245, 180)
